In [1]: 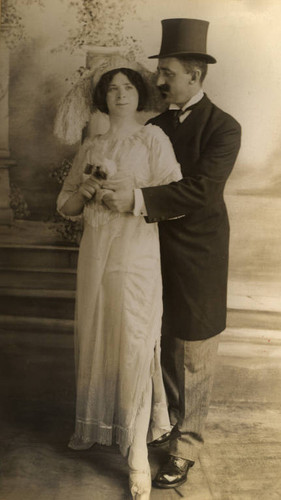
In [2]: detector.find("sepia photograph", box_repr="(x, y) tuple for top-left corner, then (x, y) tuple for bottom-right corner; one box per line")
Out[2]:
(0, 1), (280, 498)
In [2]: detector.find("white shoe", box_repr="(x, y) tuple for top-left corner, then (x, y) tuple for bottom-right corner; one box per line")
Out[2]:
(129, 467), (151, 500)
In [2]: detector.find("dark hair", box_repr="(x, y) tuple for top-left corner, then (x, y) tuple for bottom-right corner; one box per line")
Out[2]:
(93, 67), (148, 114)
(177, 57), (208, 83)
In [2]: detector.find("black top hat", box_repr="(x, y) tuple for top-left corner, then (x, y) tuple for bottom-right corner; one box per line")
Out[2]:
(149, 18), (216, 64)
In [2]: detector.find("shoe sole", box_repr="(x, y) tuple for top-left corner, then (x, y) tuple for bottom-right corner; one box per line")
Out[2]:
(148, 439), (170, 448)
(148, 431), (181, 448)
(152, 477), (187, 489)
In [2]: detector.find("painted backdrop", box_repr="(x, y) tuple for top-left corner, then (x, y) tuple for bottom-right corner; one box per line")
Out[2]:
(2, 0), (281, 280)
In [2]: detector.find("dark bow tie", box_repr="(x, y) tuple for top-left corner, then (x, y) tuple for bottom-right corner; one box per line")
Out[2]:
(171, 102), (200, 128)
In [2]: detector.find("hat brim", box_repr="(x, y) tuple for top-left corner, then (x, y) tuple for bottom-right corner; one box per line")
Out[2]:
(148, 51), (216, 64)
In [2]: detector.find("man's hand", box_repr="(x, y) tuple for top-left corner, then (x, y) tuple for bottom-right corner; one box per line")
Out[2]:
(102, 189), (134, 213)
(102, 173), (134, 193)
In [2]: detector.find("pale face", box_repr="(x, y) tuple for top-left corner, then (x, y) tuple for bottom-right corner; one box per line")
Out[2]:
(156, 57), (198, 107)
(106, 72), (139, 117)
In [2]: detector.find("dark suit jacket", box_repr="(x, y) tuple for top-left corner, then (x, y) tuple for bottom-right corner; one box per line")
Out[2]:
(143, 94), (241, 341)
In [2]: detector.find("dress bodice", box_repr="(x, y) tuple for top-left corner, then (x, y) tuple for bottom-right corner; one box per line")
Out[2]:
(57, 124), (182, 228)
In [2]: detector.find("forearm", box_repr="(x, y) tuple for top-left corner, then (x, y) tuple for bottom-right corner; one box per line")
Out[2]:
(142, 175), (223, 220)
(59, 190), (86, 216)
(143, 121), (241, 222)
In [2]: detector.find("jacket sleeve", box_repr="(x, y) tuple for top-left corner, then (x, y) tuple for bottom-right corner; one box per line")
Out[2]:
(142, 117), (241, 222)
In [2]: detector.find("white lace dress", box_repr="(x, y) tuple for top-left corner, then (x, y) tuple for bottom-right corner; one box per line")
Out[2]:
(57, 124), (182, 456)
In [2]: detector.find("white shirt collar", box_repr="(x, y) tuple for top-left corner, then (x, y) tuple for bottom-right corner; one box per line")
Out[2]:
(169, 89), (204, 111)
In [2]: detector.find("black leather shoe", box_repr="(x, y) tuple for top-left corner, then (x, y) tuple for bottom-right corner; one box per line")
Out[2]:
(152, 455), (194, 489)
(148, 431), (171, 447)
(148, 426), (181, 448)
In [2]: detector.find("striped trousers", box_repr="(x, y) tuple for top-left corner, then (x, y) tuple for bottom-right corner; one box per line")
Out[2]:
(161, 332), (220, 462)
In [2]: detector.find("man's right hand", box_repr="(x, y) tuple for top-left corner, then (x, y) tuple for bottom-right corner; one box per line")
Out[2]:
(102, 189), (135, 213)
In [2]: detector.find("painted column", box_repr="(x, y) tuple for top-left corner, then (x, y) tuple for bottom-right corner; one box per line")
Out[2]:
(0, 27), (14, 224)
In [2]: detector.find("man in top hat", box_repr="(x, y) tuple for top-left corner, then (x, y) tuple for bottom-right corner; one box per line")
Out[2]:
(102, 18), (241, 489)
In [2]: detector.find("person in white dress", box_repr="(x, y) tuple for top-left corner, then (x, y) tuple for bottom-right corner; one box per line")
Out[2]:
(57, 63), (181, 500)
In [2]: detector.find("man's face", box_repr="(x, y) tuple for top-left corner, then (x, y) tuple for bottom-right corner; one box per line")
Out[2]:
(156, 57), (194, 107)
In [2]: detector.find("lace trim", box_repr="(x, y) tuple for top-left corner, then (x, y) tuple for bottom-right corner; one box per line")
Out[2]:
(69, 419), (135, 455)
(69, 355), (170, 456)
(83, 203), (120, 227)
(69, 404), (171, 454)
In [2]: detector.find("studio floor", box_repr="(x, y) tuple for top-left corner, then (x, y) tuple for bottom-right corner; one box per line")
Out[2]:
(1, 327), (281, 500)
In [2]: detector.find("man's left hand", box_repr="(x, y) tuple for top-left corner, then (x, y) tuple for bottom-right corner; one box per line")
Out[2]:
(102, 189), (134, 213)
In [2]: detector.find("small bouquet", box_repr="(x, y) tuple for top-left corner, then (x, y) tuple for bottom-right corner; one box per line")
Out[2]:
(82, 150), (117, 204)
(83, 147), (117, 179)
(83, 158), (117, 180)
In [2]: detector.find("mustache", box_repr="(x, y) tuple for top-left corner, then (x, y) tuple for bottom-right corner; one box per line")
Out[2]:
(157, 84), (170, 93)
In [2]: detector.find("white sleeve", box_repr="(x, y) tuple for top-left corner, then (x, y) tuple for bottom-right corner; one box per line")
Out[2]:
(148, 125), (182, 186)
(56, 142), (88, 219)
(133, 125), (182, 217)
